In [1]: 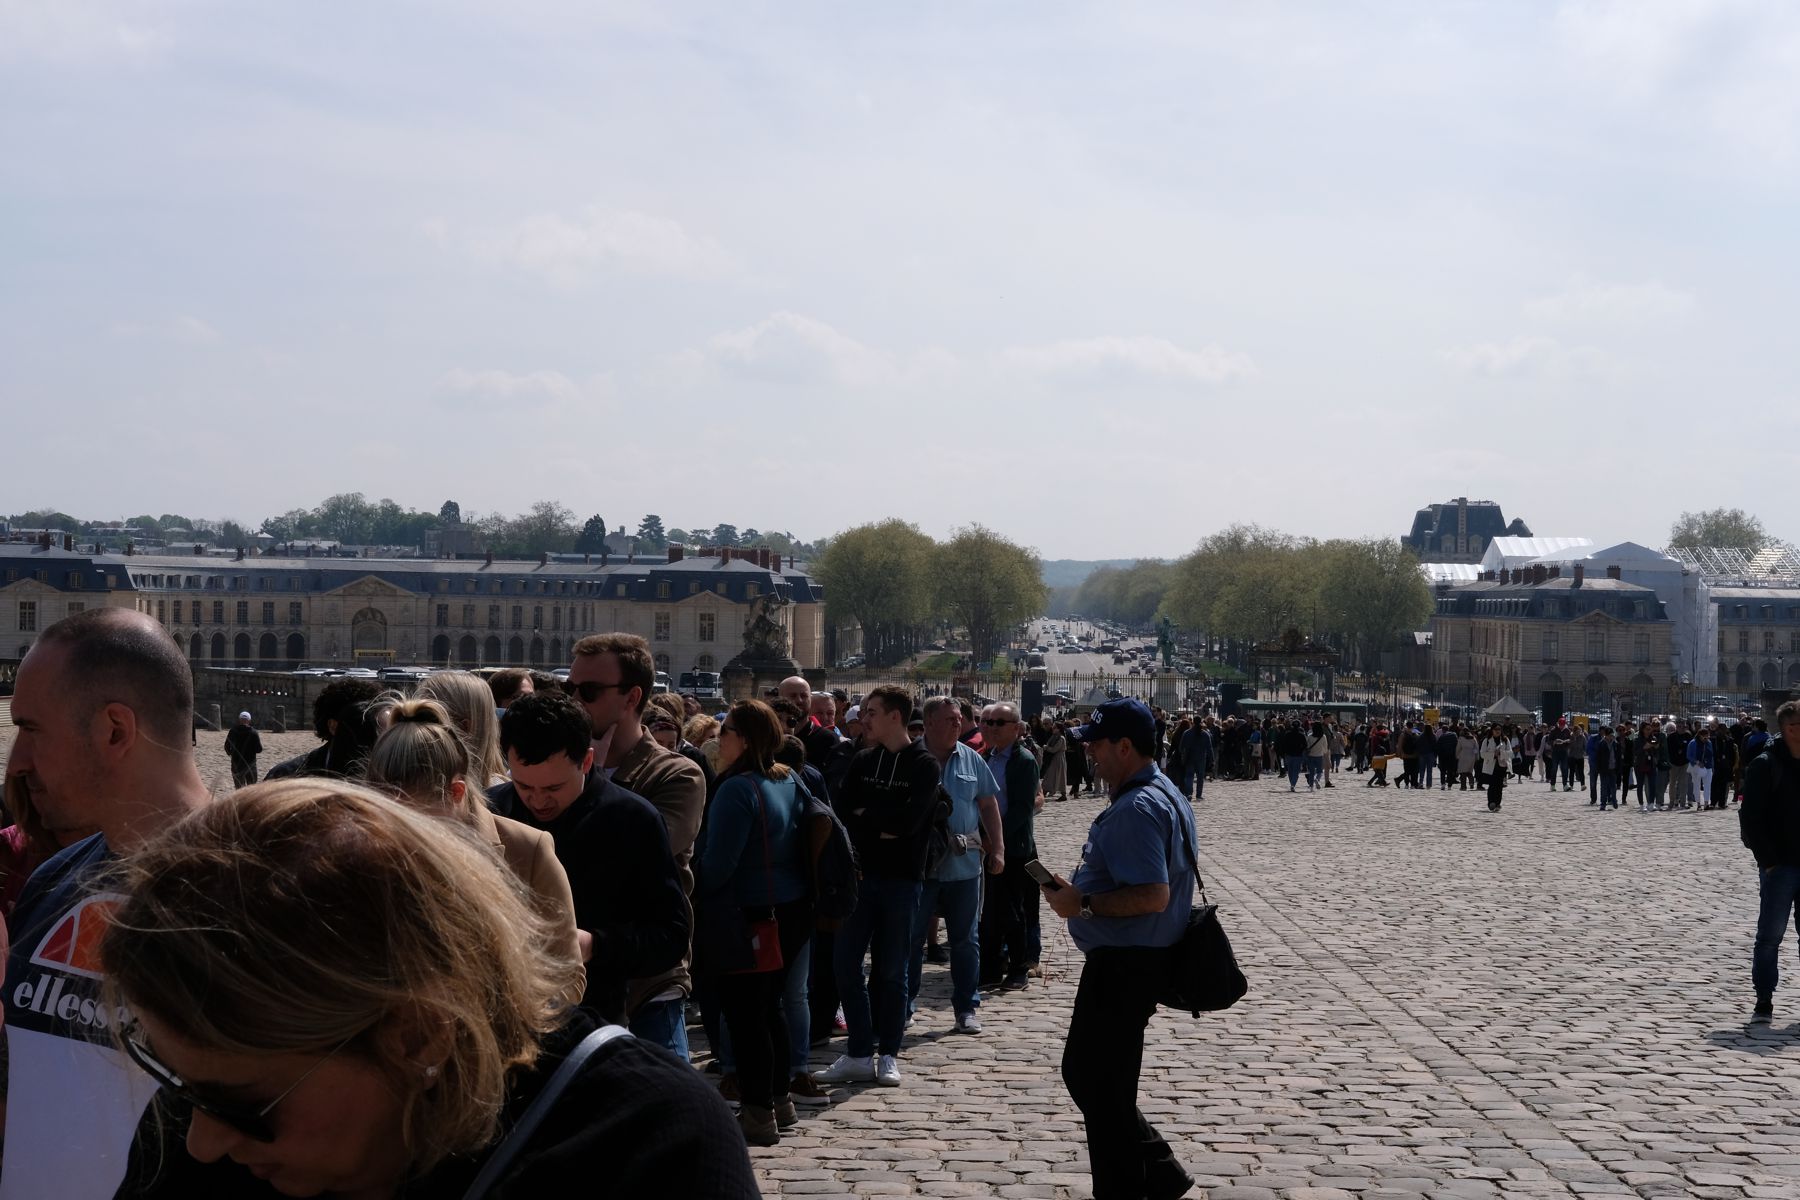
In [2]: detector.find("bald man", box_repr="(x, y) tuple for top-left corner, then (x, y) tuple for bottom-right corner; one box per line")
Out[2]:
(3, 608), (211, 1200)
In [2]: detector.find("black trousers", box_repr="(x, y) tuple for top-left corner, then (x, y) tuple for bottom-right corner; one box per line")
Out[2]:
(716, 898), (814, 1110)
(980, 861), (1036, 983)
(1061, 946), (1191, 1200)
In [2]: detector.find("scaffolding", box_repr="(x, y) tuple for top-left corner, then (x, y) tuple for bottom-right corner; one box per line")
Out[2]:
(1663, 543), (1800, 585)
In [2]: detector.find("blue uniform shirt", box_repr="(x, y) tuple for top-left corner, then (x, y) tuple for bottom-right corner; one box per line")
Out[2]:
(933, 741), (1001, 883)
(1067, 764), (1195, 952)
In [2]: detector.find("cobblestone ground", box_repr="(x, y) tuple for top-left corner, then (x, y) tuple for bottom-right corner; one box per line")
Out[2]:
(746, 767), (1800, 1199)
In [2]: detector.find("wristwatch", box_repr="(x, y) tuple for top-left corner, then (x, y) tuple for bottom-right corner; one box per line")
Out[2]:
(1078, 893), (1094, 920)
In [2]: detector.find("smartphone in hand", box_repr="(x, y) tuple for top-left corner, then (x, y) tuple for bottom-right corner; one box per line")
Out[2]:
(1022, 859), (1061, 890)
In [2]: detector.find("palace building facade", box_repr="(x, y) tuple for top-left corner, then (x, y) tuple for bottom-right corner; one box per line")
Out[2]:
(2, 541), (826, 678)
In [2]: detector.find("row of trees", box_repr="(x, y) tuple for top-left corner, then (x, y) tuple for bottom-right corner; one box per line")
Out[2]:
(814, 521), (1048, 668)
(7, 500), (823, 560)
(1055, 528), (1435, 673)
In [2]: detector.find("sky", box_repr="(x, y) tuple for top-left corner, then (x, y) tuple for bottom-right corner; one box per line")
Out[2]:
(3, 1), (1798, 560)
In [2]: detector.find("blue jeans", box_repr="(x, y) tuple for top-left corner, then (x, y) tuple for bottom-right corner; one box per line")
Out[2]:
(1753, 865), (1800, 996)
(629, 994), (691, 1062)
(908, 874), (981, 1016)
(835, 876), (922, 1057)
(1420, 755), (1436, 787)
(1284, 755), (1304, 788)
(1179, 764), (1205, 801)
(1304, 755), (1325, 787)
(1599, 772), (1617, 809)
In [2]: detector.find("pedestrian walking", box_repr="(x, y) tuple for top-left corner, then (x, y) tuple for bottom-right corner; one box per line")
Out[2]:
(1740, 699), (1800, 1023)
(1039, 699), (1197, 1200)
(1478, 727), (1509, 812)
(223, 710), (263, 788)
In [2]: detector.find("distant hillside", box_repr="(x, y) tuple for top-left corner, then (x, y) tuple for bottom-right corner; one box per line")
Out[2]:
(1039, 558), (1147, 589)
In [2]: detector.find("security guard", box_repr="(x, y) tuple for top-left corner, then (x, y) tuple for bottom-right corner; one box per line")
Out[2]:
(1041, 697), (1197, 1200)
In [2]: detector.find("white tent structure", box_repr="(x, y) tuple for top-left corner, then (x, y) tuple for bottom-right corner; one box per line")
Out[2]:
(1479, 537), (1593, 573)
(1482, 695), (1533, 721)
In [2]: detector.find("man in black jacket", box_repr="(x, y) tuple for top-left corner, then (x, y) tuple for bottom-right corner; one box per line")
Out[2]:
(490, 691), (689, 1026)
(815, 685), (939, 1089)
(1741, 699), (1800, 1022)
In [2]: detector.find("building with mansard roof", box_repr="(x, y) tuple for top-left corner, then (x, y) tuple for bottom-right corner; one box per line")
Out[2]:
(1, 540), (826, 680)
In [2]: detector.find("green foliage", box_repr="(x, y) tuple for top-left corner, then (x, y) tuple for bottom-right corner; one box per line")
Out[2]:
(576, 514), (609, 553)
(934, 525), (1049, 668)
(1669, 507), (1767, 551)
(815, 519), (939, 668)
(635, 514), (667, 549)
(1069, 560), (1173, 626)
(439, 500), (462, 524)
(711, 523), (740, 547)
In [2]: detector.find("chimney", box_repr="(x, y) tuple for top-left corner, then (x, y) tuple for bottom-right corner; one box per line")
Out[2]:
(1532, 564), (1547, 585)
(539, 551), (548, 567)
(1572, 564), (1584, 587)
(1511, 568), (1523, 584)
(668, 544), (684, 563)
(1606, 564), (1621, 580)
(484, 550), (493, 567)
(1548, 565), (1560, 579)
(583, 553), (590, 565)
(63, 534), (73, 551)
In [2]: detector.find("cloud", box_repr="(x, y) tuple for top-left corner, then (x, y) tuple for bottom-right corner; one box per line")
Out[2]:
(433, 368), (597, 409)
(108, 314), (222, 344)
(1441, 336), (1616, 379)
(457, 207), (737, 285)
(995, 336), (1257, 385)
(0, 0), (170, 63)
(1524, 276), (1697, 323)
(1555, 0), (1800, 163)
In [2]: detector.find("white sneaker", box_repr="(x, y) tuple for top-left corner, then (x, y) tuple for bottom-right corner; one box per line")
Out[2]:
(954, 1011), (983, 1034)
(813, 1054), (875, 1084)
(876, 1054), (902, 1086)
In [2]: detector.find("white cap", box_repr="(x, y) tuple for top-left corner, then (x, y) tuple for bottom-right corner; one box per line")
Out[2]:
(845, 704), (861, 722)
(238, 711), (252, 721)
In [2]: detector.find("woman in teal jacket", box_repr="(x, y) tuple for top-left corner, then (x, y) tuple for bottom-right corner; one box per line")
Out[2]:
(696, 699), (811, 1146)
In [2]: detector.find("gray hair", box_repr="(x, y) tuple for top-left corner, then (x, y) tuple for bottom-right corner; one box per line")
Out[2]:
(982, 701), (1020, 724)
(921, 695), (960, 721)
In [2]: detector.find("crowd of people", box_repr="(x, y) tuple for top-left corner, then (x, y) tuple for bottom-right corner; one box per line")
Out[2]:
(0, 609), (1215, 1199)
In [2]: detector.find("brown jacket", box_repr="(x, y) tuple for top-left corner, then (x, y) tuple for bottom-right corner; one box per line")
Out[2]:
(612, 730), (706, 1013)
(472, 804), (586, 1009)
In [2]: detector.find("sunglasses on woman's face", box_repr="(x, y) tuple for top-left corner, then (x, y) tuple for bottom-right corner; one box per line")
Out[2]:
(123, 1031), (356, 1143)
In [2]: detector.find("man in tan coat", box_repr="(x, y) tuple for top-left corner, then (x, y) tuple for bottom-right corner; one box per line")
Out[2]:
(567, 633), (706, 1059)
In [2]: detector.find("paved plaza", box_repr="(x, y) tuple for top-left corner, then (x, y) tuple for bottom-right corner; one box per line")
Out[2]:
(755, 769), (1800, 1199)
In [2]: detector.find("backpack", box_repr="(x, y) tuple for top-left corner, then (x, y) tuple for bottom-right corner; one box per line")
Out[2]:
(796, 778), (860, 926)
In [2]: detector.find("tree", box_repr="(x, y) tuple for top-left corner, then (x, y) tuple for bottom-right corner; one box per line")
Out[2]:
(439, 500), (462, 524)
(219, 519), (252, 548)
(315, 493), (378, 545)
(934, 525), (1049, 668)
(667, 528), (690, 546)
(1316, 538), (1432, 670)
(815, 520), (939, 667)
(1669, 508), (1767, 552)
(711, 523), (740, 547)
(576, 514), (609, 553)
(635, 514), (667, 550)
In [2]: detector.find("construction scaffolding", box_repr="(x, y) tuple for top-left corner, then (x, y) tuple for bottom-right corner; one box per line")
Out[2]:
(1663, 543), (1800, 585)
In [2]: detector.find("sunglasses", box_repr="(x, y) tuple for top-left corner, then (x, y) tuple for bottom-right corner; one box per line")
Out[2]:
(124, 1031), (357, 1143)
(562, 680), (631, 703)
(980, 718), (1012, 727)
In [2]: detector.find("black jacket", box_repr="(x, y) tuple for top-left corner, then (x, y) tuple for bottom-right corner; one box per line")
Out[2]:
(1741, 742), (1800, 868)
(224, 724), (263, 767)
(1435, 730), (1458, 763)
(1276, 726), (1307, 757)
(490, 773), (689, 1023)
(838, 739), (940, 880)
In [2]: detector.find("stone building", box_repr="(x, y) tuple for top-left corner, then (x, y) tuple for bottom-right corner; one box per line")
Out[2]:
(2, 541), (825, 678)
(1427, 563), (1673, 717)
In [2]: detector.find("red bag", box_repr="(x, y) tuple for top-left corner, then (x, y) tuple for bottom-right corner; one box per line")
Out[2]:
(728, 785), (784, 975)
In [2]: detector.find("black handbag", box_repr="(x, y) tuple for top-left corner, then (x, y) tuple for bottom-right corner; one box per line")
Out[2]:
(1157, 784), (1248, 1015)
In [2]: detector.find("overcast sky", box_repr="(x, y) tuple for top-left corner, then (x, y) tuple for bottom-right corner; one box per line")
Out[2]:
(4, 1), (1797, 560)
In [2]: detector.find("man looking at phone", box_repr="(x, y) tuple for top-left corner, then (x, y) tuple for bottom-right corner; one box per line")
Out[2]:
(1039, 697), (1197, 1200)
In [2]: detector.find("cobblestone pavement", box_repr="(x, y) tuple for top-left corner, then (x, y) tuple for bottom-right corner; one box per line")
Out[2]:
(744, 768), (1800, 1199)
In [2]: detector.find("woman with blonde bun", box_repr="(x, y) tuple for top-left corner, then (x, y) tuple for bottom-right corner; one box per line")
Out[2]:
(367, 699), (585, 1005)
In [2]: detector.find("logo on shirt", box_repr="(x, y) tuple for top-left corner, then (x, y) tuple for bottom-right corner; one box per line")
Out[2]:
(28, 893), (124, 981)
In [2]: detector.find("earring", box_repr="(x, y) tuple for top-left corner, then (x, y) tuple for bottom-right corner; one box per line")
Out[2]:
(424, 1065), (440, 1080)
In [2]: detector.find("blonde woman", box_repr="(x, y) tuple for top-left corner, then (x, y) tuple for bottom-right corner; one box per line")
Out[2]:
(415, 669), (509, 786)
(102, 779), (757, 1198)
(366, 700), (584, 1005)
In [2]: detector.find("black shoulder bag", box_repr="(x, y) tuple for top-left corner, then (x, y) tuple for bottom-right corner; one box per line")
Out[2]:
(458, 1024), (633, 1199)
(1153, 781), (1248, 1015)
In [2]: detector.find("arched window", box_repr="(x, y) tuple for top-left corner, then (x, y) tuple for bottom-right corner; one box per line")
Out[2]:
(258, 633), (278, 666)
(431, 635), (450, 664)
(233, 632), (252, 667)
(484, 635), (502, 664)
(1737, 662), (1754, 690)
(1763, 662), (1781, 690)
(286, 633), (306, 663)
(1582, 671), (1608, 705)
(211, 632), (226, 660)
(188, 632), (203, 660)
(507, 636), (525, 665)
(654, 653), (671, 675)
(458, 635), (478, 666)
(549, 637), (562, 666)
(529, 637), (545, 666)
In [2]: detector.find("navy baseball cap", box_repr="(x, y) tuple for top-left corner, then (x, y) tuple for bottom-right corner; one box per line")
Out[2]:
(1069, 697), (1156, 745)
